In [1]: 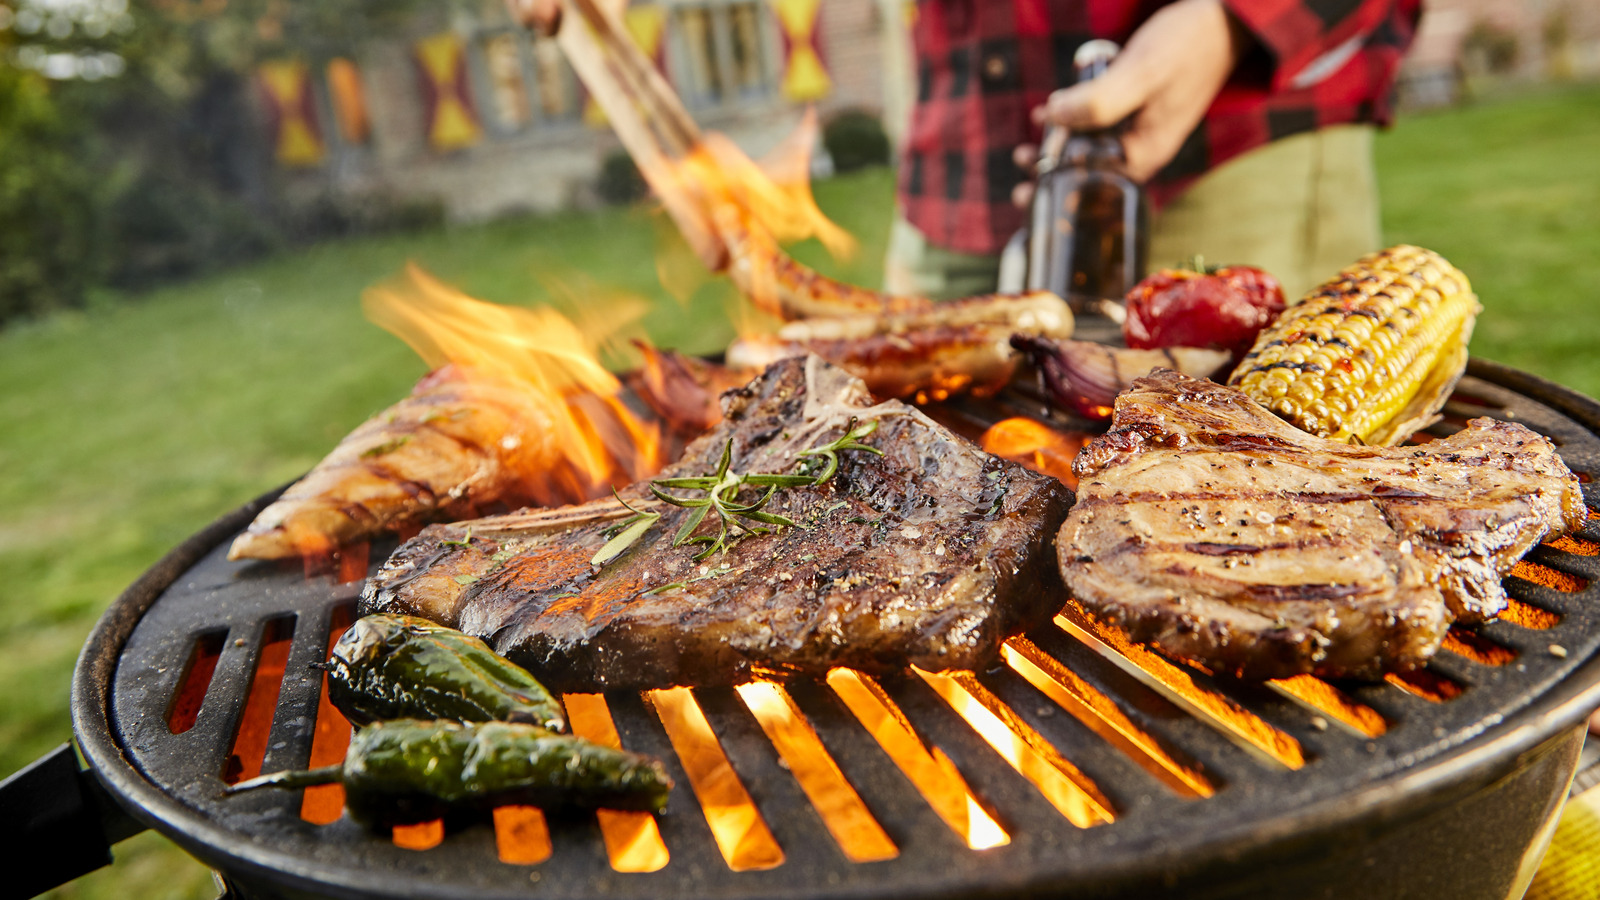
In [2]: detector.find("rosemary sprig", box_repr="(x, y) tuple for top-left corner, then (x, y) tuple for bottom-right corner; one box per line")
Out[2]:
(591, 418), (883, 568)
(796, 418), (883, 484)
(651, 438), (813, 561)
(590, 492), (662, 566)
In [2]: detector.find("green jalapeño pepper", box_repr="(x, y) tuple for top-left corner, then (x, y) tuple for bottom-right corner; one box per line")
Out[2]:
(327, 614), (565, 731)
(227, 719), (672, 827)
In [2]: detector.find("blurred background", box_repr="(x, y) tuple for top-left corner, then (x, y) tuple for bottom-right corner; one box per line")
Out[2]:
(3, 0), (1599, 896)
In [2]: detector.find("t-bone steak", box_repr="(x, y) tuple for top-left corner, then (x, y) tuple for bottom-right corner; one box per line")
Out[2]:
(362, 356), (1073, 690)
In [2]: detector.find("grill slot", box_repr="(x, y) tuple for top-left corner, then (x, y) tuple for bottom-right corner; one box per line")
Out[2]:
(301, 602), (356, 826)
(1443, 626), (1518, 666)
(167, 629), (226, 735)
(562, 692), (670, 872)
(393, 820), (444, 851)
(915, 667), (1116, 828)
(492, 806), (552, 864)
(1002, 638), (1215, 798)
(1501, 594), (1562, 629)
(735, 681), (899, 863)
(1384, 669), (1466, 702)
(1546, 534), (1600, 556)
(823, 668), (1010, 850)
(645, 686), (785, 871)
(1267, 675), (1388, 737)
(1510, 560), (1588, 593)
(1053, 612), (1308, 769)
(223, 614), (297, 785)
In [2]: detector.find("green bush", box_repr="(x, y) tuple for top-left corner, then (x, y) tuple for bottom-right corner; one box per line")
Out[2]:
(597, 149), (648, 206)
(0, 67), (103, 324)
(823, 109), (890, 173)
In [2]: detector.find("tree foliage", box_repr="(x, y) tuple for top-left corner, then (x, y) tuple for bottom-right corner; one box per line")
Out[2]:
(0, 0), (457, 325)
(0, 31), (101, 322)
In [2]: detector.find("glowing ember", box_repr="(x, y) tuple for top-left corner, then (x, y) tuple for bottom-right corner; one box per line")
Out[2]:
(825, 668), (1009, 850)
(980, 418), (1090, 489)
(300, 605), (356, 826)
(912, 667), (1115, 828)
(493, 806), (552, 865)
(1002, 638), (1214, 798)
(1509, 559), (1588, 593)
(562, 693), (670, 873)
(736, 681), (897, 863)
(1055, 609), (1307, 770)
(645, 686), (785, 871)
(392, 820), (444, 851)
(1267, 675), (1387, 738)
(363, 264), (666, 506)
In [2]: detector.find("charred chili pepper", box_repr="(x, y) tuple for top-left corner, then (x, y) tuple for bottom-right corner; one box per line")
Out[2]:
(226, 719), (672, 827)
(327, 614), (565, 731)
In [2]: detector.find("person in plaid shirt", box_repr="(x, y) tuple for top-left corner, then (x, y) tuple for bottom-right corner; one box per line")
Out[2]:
(885, 0), (1423, 300)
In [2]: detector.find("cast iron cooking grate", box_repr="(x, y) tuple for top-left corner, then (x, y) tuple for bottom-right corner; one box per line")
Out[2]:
(79, 359), (1600, 900)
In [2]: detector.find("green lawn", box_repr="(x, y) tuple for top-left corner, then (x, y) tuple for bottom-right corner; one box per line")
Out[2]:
(9, 82), (1600, 899)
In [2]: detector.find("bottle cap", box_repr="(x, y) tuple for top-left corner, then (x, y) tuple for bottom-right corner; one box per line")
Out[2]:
(1073, 39), (1120, 81)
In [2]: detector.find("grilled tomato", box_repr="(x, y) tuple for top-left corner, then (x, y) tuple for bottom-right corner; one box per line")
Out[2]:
(1122, 262), (1286, 362)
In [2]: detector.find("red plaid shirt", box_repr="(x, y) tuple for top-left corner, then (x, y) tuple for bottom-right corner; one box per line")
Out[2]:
(898, 0), (1422, 255)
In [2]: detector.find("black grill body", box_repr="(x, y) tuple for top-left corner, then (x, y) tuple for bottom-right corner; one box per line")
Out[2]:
(52, 359), (1600, 900)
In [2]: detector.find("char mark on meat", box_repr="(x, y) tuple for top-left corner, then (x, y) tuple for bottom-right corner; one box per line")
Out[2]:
(363, 356), (1072, 691)
(1061, 369), (1584, 680)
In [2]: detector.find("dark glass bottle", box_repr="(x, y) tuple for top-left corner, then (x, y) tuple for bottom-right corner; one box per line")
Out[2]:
(1025, 40), (1148, 312)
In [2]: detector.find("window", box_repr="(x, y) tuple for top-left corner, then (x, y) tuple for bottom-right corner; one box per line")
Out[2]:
(667, 1), (778, 109)
(469, 29), (582, 136)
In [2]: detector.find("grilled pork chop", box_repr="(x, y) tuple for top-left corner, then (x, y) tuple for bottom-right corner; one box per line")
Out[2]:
(362, 356), (1072, 690)
(1062, 370), (1585, 680)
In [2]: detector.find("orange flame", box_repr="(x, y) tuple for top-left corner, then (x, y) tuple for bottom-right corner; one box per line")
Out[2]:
(980, 418), (1092, 489)
(646, 111), (860, 332)
(363, 264), (665, 505)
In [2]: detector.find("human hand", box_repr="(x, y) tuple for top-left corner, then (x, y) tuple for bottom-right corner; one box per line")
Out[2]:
(506, 0), (562, 34)
(1013, 0), (1247, 208)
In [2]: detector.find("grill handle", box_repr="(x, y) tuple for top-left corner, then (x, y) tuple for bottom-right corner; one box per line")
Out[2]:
(0, 743), (148, 898)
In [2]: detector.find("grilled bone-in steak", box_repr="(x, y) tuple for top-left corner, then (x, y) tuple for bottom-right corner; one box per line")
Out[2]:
(1062, 369), (1585, 680)
(362, 356), (1072, 691)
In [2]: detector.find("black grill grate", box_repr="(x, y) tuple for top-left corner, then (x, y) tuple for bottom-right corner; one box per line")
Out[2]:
(76, 360), (1600, 900)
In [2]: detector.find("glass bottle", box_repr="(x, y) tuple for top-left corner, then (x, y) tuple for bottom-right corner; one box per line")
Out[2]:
(1025, 40), (1148, 313)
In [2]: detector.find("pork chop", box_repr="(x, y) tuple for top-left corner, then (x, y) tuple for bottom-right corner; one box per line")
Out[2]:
(1061, 370), (1585, 680)
(362, 356), (1072, 690)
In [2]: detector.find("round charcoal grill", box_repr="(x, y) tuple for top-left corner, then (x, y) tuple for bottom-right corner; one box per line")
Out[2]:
(17, 359), (1600, 899)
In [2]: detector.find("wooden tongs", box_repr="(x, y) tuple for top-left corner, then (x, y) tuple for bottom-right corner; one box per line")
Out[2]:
(554, 0), (729, 270)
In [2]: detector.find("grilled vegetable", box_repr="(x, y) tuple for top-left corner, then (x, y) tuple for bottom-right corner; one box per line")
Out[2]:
(327, 614), (565, 731)
(1012, 335), (1231, 420)
(1228, 245), (1480, 446)
(227, 719), (672, 827)
(1123, 261), (1286, 361)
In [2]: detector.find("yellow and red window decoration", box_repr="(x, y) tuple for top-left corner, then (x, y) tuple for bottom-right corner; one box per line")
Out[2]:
(257, 59), (326, 168)
(769, 0), (831, 102)
(415, 31), (484, 153)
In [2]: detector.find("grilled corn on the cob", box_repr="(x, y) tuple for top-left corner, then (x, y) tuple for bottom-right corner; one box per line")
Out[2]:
(1229, 245), (1480, 446)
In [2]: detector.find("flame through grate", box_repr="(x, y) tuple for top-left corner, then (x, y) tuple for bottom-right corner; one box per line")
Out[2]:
(188, 524), (1586, 873)
(103, 367), (1600, 898)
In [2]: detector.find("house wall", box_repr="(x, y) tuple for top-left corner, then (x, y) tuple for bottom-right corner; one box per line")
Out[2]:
(283, 0), (892, 224)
